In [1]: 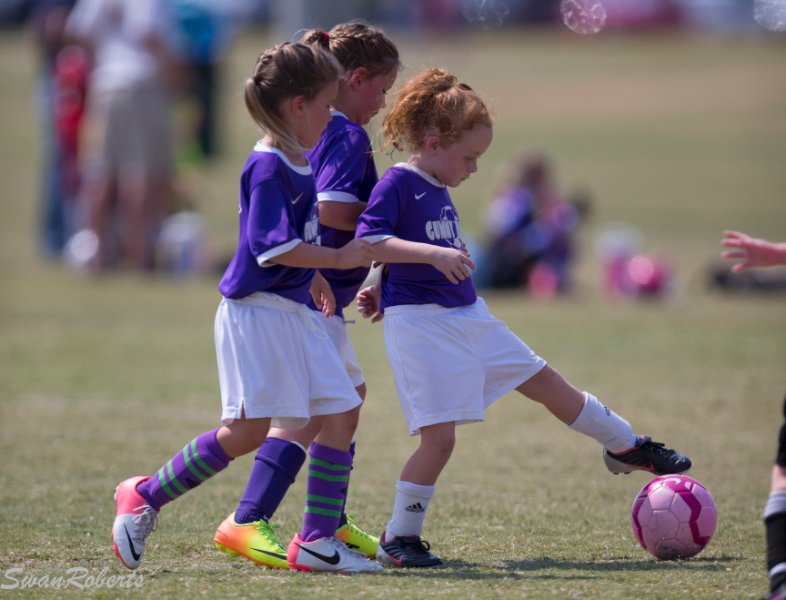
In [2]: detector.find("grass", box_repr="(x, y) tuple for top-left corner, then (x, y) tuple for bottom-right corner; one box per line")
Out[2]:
(2, 24), (786, 599)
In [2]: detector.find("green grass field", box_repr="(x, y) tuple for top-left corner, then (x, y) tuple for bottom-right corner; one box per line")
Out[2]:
(2, 25), (786, 599)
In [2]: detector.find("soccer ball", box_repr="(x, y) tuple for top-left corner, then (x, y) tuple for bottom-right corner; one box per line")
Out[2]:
(630, 474), (717, 560)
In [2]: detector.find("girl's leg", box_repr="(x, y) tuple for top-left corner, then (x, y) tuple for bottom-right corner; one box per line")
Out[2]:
(236, 381), (366, 525)
(298, 405), (361, 542)
(516, 365), (691, 474)
(112, 418), (269, 570)
(376, 422), (454, 568)
(765, 396), (786, 597)
(515, 365), (636, 452)
(287, 406), (382, 573)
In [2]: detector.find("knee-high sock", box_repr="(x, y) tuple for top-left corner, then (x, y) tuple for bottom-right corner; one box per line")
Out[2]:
(765, 491), (786, 592)
(137, 428), (232, 510)
(337, 440), (355, 528)
(300, 442), (352, 542)
(234, 437), (307, 524)
(386, 480), (435, 539)
(568, 392), (637, 454)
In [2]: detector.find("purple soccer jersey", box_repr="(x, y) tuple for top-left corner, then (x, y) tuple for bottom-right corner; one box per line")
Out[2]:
(305, 112), (377, 316)
(218, 144), (320, 304)
(356, 163), (478, 308)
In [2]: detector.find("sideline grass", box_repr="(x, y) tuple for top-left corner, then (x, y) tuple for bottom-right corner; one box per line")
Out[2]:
(2, 27), (786, 599)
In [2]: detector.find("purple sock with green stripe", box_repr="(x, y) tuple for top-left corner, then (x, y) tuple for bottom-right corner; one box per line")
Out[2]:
(137, 428), (232, 510)
(300, 442), (352, 542)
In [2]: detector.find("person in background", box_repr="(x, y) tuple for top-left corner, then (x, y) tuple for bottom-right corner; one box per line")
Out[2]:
(29, 0), (78, 258)
(66, 0), (176, 272)
(721, 229), (786, 600)
(482, 153), (584, 296)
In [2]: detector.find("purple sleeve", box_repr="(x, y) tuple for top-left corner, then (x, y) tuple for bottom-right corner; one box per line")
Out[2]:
(356, 176), (401, 239)
(246, 179), (299, 259)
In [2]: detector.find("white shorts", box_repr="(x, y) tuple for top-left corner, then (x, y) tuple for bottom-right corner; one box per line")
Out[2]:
(320, 314), (365, 388)
(214, 293), (362, 429)
(383, 297), (547, 435)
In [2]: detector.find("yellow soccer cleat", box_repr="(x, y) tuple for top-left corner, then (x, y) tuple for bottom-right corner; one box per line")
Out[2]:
(214, 513), (289, 569)
(335, 514), (379, 559)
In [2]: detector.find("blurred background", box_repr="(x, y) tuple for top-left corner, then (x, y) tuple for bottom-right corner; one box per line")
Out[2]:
(2, 0), (784, 297)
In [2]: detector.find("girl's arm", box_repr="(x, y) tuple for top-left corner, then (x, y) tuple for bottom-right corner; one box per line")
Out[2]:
(271, 238), (373, 270)
(372, 237), (475, 285)
(318, 201), (367, 231)
(721, 230), (786, 271)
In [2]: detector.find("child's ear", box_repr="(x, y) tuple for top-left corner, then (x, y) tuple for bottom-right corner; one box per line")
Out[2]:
(288, 95), (306, 116)
(347, 67), (369, 90)
(424, 134), (441, 154)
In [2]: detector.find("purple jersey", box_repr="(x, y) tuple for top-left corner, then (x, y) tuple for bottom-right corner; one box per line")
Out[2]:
(218, 143), (320, 304)
(305, 112), (377, 315)
(356, 163), (478, 309)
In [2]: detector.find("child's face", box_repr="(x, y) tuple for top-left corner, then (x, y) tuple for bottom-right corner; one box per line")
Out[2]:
(354, 67), (398, 125)
(425, 123), (493, 188)
(299, 81), (339, 148)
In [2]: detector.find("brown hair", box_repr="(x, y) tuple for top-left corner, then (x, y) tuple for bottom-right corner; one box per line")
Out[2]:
(381, 68), (493, 153)
(301, 21), (400, 78)
(244, 42), (342, 155)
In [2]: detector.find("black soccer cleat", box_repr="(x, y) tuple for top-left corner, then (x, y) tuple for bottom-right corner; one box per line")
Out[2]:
(765, 581), (786, 600)
(375, 531), (444, 568)
(603, 435), (692, 476)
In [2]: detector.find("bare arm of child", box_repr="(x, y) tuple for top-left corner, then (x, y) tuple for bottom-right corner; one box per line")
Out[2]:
(721, 230), (786, 271)
(272, 238), (373, 270)
(318, 201), (368, 231)
(310, 271), (336, 318)
(372, 237), (475, 284)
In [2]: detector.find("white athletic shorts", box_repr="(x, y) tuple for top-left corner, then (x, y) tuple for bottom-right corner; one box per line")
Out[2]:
(321, 314), (365, 388)
(214, 292), (362, 429)
(383, 297), (547, 435)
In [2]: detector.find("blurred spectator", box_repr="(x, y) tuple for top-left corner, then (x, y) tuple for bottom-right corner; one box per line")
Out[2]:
(170, 0), (239, 164)
(66, 0), (176, 273)
(479, 153), (587, 297)
(29, 0), (78, 259)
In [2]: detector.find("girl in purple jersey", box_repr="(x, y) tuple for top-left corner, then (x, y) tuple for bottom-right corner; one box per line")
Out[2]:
(213, 22), (400, 565)
(111, 41), (382, 574)
(355, 68), (692, 568)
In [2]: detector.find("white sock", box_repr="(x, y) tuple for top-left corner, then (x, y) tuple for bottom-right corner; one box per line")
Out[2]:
(568, 392), (637, 454)
(385, 480), (435, 539)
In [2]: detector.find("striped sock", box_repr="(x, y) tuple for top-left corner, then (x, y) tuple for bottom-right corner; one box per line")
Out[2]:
(300, 442), (351, 542)
(337, 440), (355, 528)
(137, 428), (232, 510)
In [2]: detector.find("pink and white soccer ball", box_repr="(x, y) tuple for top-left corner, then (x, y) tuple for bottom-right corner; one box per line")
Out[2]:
(630, 474), (717, 560)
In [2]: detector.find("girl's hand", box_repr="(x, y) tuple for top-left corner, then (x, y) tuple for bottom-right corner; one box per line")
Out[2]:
(357, 284), (384, 323)
(310, 272), (336, 317)
(335, 239), (374, 269)
(430, 247), (476, 284)
(721, 230), (786, 272)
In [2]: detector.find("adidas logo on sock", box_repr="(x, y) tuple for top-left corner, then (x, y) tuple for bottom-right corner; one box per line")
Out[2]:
(405, 502), (425, 513)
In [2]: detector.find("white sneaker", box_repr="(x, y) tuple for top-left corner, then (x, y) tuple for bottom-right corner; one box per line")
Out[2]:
(287, 534), (383, 573)
(112, 476), (158, 570)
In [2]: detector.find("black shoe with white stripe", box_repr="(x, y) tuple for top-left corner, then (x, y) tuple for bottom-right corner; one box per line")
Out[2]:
(603, 435), (692, 476)
(375, 531), (444, 568)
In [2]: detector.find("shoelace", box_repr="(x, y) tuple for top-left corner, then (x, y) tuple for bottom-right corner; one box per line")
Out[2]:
(400, 536), (433, 556)
(641, 440), (670, 455)
(255, 521), (285, 551)
(344, 515), (373, 541)
(131, 505), (158, 541)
